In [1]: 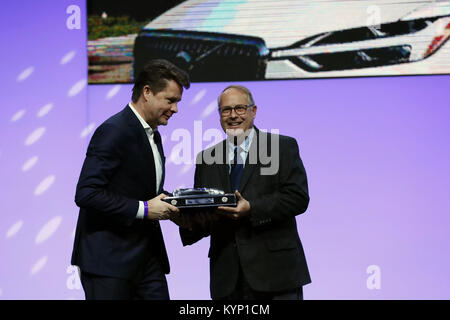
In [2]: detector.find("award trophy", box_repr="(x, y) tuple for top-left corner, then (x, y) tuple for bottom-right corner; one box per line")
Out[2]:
(162, 188), (237, 209)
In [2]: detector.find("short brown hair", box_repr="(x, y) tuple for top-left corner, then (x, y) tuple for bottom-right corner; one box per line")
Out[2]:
(132, 59), (190, 102)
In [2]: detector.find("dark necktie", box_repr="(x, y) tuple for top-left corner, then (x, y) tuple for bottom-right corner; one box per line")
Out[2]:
(230, 146), (244, 192)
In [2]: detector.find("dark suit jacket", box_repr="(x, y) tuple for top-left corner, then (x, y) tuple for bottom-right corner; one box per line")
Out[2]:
(71, 105), (170, 280)
(180, 128), (311, 299)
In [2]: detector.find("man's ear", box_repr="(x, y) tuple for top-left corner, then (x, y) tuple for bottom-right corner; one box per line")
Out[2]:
(252, 105), (257, 117)
(143, 85), (153, 101)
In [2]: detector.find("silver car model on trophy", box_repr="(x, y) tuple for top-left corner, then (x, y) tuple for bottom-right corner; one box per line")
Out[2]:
(163, 188), (237, 208)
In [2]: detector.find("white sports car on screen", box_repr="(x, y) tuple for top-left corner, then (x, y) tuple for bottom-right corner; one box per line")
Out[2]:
(133, 0), (450, 81)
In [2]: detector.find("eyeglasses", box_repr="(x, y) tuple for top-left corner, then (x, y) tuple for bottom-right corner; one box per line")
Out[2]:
(219, 104), (254, 117)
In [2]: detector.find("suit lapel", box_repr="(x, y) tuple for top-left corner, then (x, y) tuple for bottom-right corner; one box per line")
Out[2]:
(123, 106), (157, 191)
(213, 141), (231, 193)
(126, 108), (155, 166)
(154, 130), (166, 194)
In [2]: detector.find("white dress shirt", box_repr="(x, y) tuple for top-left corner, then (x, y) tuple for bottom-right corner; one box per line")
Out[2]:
(227, 127), (256, 173)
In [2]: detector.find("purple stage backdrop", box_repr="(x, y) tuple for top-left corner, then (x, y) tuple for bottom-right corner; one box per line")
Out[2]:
(1, 0), (450, 300)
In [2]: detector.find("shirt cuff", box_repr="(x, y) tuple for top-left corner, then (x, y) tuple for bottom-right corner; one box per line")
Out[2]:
(136, 201), (145, 219)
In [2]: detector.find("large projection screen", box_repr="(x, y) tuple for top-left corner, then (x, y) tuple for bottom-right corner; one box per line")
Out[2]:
(1, 0), (450, 300)
(88, 0), (450, 84)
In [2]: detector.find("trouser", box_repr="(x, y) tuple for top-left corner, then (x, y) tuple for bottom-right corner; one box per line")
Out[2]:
(218, 264), (303, 300)
(80, 255), (169, 300)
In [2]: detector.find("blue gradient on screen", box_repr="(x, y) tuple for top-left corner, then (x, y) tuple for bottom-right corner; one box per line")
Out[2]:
(1, 1), (450, 300)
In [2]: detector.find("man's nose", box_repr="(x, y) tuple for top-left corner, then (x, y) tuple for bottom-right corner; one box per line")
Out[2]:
(171, 103), (178, 113)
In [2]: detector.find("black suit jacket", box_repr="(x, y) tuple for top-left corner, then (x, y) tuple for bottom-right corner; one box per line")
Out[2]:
(71, 105), (170, 280)
(180, 128), (311, 299)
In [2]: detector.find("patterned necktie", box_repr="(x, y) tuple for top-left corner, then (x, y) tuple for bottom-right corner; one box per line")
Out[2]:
(230, 146), (244, 192)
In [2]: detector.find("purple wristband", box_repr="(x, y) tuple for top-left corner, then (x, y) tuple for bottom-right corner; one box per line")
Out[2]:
(144, 201), (148, 219)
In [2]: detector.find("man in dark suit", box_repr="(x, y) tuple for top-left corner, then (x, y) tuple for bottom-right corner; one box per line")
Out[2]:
(71, 59), (190, 300)
(179, 85), (311, 300)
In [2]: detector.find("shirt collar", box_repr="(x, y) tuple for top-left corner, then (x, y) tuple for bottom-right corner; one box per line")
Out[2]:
(227, 127), (255, 152)
(128, 102), (154, 135)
